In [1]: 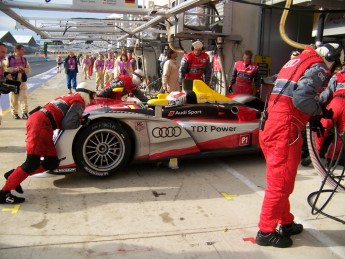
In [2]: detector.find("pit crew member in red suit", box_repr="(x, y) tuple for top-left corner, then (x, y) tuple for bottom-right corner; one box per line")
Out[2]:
(97, 69), (148, 102)
(256, 43), (342, 248)
(0, 82), (96, 204)
(229, 50), (261, 96)
(317, 62), (345, 163)
(178, 41), (212, 86)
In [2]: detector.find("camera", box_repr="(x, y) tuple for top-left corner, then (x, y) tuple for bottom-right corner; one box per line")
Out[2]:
(0, 79), (21, 94)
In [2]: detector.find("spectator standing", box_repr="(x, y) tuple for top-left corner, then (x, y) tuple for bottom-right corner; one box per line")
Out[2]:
(0, 42), (8, 125)
(256, 43), (342, 248)
(94, 53), (105, 90)
(56, 55), (63, 73)
(158, 49), (168, 77)
(104, 52), (114, 85)
(64, 51), (78, 94)
(77, 53), (83, 66)
(179, 41), (211, 86)
(88, 54), (95, 79)
(81, 54), (91, 80)
(113, 51), (119, 62)
(117, 48), (127, 61)
(114, 53), (133, 77)
(128, 50), (137, 71)
(4, 44), (31, 120)
(162, 49), (180, 93)
(229, 50), (261, 97)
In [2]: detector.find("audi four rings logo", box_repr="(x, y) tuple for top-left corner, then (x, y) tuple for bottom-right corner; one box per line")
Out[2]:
(152, 127), (182, 138)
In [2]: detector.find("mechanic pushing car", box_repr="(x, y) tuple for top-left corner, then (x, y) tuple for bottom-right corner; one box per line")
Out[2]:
(256, 43), (343, 248)
(97, 69), (148, 102)
(0, 82), (96, 204)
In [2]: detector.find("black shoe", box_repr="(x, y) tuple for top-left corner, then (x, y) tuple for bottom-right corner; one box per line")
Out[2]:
(4, 169), (24, 194)
(301, 157), (312, 167)
(279, 222), (303, 237)
(0, 191), (25, 204)
(22, 113), (29, 120)
(256, 231), (293, 248)
(13, 114), (20, 119)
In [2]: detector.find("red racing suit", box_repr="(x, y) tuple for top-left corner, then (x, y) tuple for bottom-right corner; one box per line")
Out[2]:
(178, 51), (212, 85)
(97, 75), (148, 102)
(97, 75), (133, 99)
(317, 70), (345, 160)
(230, 60), (261, 95)
(258, 46), (329, 232)
(3, 94), (85, 192)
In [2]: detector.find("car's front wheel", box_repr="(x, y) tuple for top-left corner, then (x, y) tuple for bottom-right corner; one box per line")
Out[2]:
(73, 120), (131, 177)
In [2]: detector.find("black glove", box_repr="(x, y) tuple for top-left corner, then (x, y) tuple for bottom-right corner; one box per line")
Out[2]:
(228, 84), (233, 93)
(322, 108), (333, 119)
(310, 117), (324, 138)
(81, 113), (90, 127)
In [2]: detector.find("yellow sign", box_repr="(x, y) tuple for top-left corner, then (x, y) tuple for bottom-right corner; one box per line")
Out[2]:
(255, 55), (272, 77)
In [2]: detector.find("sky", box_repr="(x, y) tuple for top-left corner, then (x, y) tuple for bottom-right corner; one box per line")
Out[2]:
(0, 0), (143, 41)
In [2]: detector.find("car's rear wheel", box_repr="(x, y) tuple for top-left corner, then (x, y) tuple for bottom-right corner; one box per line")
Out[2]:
(73, 120), (131, 177)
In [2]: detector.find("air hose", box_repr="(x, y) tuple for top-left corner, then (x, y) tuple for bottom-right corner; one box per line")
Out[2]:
(306, 119), (345, 224)
(279, 0), (307, 49)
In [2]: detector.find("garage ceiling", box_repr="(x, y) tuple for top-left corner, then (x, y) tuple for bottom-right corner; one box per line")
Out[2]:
(0, 0), (344, 44)
(0, 0), (216, 44)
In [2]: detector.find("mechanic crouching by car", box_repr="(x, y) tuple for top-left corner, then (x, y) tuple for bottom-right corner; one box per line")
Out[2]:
(0, 82), (96, 204)
(97, 69), (148, 103)
(256, 43), (342, 248)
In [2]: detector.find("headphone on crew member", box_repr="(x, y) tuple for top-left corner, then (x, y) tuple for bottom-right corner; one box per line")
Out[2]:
(323, 43), (343, 62)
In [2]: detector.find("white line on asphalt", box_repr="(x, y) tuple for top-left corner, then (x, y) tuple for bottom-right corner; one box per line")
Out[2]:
(219, 161), (345, 258)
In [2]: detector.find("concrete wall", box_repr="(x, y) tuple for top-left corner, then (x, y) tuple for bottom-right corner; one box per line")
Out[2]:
(259, 7), (314, 75)
(223, 2), (260, 80)
(220, 3), (314, 78)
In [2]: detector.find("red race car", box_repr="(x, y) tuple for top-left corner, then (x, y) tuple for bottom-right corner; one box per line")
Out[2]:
(52, 80), (263, 177)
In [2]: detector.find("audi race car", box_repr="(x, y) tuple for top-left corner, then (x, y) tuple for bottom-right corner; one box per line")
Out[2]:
(52, 80), (264, 177)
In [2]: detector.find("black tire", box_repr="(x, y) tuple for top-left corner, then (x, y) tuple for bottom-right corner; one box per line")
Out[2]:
(73, 120), (131, 177)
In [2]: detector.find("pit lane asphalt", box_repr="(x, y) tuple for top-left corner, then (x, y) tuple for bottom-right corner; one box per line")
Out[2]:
(0, 71), (344, 259)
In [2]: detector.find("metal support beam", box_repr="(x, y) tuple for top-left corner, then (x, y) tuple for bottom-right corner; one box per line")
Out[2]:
(0, 2), (49, 39)
(117, 0), (213, 40)
(0, 0), (214, 42)
(0, 0), (165, 15)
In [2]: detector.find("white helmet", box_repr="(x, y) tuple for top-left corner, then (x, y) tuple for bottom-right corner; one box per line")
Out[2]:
(167, 91), (186, 106)
(76, 82), (96, 105)
(316, 43), (343, 69)
(132, 69), (145, 85)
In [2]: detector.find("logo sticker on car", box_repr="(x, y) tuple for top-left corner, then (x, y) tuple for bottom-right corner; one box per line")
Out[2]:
(167, 110), (202, 116)
(191, 126), (236, 132)
(239, 134), (250, 146)
(135, 121), (145, 131)
(152, 126), (182, 138)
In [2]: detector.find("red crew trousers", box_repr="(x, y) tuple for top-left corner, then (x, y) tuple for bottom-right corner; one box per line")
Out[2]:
(2, 111), (56, 192)
(258, 112), (302, 232)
